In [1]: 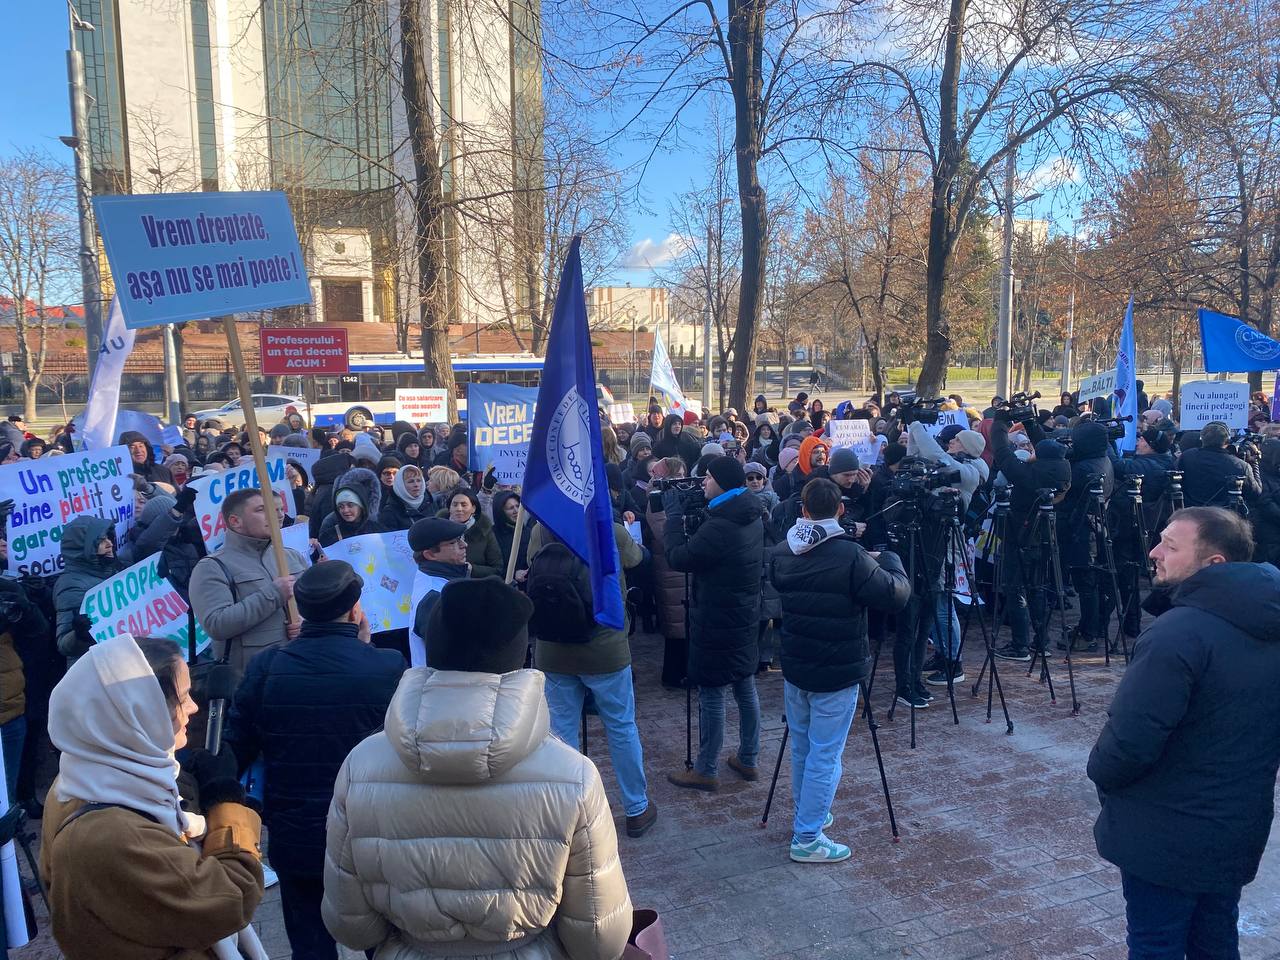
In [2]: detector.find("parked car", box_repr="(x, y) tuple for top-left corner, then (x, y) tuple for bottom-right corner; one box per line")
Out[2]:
(192, 394), (310, 429)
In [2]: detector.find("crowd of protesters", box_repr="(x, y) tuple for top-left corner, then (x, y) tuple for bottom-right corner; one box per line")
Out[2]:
(0, 378), (1275, 959)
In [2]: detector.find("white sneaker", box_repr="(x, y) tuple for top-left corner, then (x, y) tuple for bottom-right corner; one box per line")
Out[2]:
(790, 833), (851, 864)
(262, 864), (280, 889)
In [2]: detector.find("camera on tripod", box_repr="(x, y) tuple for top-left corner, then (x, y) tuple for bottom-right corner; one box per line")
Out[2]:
(651, 475), (709, 532)
(888, 457), (964, 520)
(899, 397), (947, 425)
(994, 391), (1041, 426)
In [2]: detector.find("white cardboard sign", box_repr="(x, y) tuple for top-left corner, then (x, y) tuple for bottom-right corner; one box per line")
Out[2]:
(1179, 380), (1250, 430)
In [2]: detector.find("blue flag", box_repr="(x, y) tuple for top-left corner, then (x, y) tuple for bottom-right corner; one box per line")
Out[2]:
(1198, 308), (1280, 372)
(522, 236), (625, 629)
(1112, 296), (1138, 454)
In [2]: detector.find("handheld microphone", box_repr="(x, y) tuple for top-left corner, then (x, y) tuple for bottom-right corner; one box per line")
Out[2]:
(204, 664), (238, 755)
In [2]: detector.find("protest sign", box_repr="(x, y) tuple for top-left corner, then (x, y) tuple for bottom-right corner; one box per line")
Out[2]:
(1077, 370), (1116, 403)
(1179, 380), (1250, 430)
(187, 457), (296, 552)
(80, 554), (209, 658)
(92, 191), (311, 329)
(319, 531), (417, 632)
(606, 402), (635, 425)
(395, 389), (450, 424)
(281, 522), (313, 567)
(259, 327), (348, 375)
(826, 418), (888, 466)
(266, 444), (322, 478)
(921, 410), (967, 438)
(0, 446), (134, 578)
(467, 383), (538, 484)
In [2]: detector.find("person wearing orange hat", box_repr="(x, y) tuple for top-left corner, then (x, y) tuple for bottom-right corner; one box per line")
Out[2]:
(796, 435), (831, 476)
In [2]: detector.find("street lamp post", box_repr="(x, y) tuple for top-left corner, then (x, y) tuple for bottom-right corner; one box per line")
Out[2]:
(64, 1), (103, 379)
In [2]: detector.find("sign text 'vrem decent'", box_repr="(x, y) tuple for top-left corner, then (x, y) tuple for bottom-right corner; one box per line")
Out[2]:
(259, 327), (349, 375)
(92, 191), (312, 329)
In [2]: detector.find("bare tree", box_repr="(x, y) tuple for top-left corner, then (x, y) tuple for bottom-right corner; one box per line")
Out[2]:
(0, 152), (76, 421)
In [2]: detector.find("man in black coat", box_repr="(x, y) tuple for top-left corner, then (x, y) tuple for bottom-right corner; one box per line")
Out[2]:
(664, 455), (764, 791)
(227, 560), (405, 960)
(1178, 420), (1261, 508)
(989, 416), (1072, 662)
(1058, 420), (1115, 651)
(1088, 507), (1280, 960)
(769, 479), (910, 863)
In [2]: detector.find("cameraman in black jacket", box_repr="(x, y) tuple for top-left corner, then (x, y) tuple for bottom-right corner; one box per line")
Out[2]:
(1058, 421), (1115, 652)
(1178, 421), (1260, 507)
(1107, 428), (1176, 639)
(769, 479), (910, 863)
(989, 412), (1072, 662)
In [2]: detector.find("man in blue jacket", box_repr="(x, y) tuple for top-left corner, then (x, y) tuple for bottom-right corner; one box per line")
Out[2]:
(228, 560), (406, 960)
(1088, 507), (1280, 960)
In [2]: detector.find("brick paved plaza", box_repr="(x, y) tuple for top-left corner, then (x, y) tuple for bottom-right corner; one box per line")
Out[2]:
(15, 628), (1280, 959)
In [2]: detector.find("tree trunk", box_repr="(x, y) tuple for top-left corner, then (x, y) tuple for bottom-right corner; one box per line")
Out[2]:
(726, 0), (767, 413)
(1170, 357), (1183, 410)
(866, 337), (885, 400)
(173, 323), (192, 414)
(401, 0), (457, 420)
(22, 383), (36, 423)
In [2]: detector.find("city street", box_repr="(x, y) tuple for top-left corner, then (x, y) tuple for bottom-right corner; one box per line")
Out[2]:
(16, 627), (1280, 959)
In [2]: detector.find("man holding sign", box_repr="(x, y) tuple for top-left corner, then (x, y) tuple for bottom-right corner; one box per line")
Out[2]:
(189, 489), (307, 677)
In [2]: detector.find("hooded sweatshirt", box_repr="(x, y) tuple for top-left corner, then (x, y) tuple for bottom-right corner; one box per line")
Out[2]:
(321, 668), (632, 960)
(54, 515), (123, 663)
(318, 467), (386, 546)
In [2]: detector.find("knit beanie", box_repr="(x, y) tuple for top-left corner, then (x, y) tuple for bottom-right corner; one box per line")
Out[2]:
(630, 431), (652, 452)
(827, 447), (860, 475)
(937, 424), (965, 447)
(700, 441), (726, 459)
(351, 433), (381, 465)
(707, 456), (746, 492)
(778, 447), (800, 472)
(957, 430), (986, 458)
(425, 577), (533, 674)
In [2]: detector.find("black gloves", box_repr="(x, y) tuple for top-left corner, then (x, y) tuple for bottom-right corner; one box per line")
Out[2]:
(174, 486), (198, 516)
(184, 746), (247, 810)
(482, 465), (498, 492)
(72, 613), (95, 645)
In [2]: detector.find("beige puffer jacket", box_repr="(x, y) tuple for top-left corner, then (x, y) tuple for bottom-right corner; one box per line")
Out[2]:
(322, 668), (633, 960)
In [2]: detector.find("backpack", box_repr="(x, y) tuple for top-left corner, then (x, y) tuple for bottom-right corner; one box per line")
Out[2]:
(526, 542), (595, 644)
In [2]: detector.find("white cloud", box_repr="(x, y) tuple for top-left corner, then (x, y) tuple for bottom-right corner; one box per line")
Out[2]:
(622, 233), (694, 269)
(1023, 157), (1082, 193)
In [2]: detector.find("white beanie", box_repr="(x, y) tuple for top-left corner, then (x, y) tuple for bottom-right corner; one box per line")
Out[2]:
(700, 441), (726, 458)
(957, 429), (986, 458)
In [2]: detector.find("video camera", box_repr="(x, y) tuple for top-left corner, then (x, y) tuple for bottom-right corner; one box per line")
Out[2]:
(651, 475), (708, 533)
(1095, 416), (1133, 442)
(899, 397), (947, 426)
(887, 457), (964, 522)
(993, 391), (1041, 426)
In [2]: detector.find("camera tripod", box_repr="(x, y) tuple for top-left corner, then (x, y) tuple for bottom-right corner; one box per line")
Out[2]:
(1078, 476), (1129, 667)
(965, 489), (1017, 730)
(1110, 476), (1152, 660)
(759, 680), (900, 843)
(1022, 494), (1081, 716)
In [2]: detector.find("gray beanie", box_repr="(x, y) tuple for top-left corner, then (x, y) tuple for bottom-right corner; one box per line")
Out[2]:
(827, 447), (860, 474)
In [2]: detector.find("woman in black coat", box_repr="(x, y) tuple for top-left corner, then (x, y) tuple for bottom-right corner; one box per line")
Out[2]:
(378, 464), (432, 532)
(652, 414), (701, 472)
(490, 490), (532, 574)
(306, 450), (354, 539)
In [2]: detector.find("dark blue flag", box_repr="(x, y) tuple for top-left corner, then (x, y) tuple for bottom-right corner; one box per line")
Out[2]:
(522, 236), (625, 629)
(1199, 308), (1280, 372)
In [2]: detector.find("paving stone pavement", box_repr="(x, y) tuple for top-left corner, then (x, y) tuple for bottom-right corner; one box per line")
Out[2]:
(13, 627), (1280, 959)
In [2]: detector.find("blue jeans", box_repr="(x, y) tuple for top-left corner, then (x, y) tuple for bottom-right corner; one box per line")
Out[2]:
(1, 716), (26, 806)
(1121, 871), (1240, 960)
(698, 677), (759, 777)
(929, 593), (961, 660)
(784, 682), (858, 845)
(544, 668), (650, 817)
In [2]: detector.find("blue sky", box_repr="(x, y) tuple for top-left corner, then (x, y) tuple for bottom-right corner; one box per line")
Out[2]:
(2, 5), (78, 157)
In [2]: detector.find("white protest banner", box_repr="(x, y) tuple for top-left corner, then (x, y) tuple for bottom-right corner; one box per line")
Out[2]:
(395, 389), (450, 425)
(281, 523), (313, 567)
(826, 419), (870, 448)
(0, 446), (134, 578)
(921, 409), (967, 438)
(319, 531), (417, 632)
(606, 402), (635, 425)
(187, 457), (296, 552)
(408, 569), (450, 668)
(1077, 370), (1116, 403)
(79, 296), (136, 451)
(1179, 380), (1250, 430)
(649, 330), (689, 416)
(80, 554), (209, 658)
(266, 444), (322, 478)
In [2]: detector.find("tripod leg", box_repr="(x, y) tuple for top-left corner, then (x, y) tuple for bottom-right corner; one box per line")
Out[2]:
(685, 684), (693, 771)
(863, 632), (883, 721)
(760, 719), (789, 828)
(1046, 517), (1080, 716)
(958, 534), (1013, 734)
(861, 681), (900, 841)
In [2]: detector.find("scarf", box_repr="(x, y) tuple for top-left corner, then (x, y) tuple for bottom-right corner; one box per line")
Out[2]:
(48, 633), (188, 837)
(393, 466), (426, 510)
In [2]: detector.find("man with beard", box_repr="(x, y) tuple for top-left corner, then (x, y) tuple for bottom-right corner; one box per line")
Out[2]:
(1088, 508), (1280, 960)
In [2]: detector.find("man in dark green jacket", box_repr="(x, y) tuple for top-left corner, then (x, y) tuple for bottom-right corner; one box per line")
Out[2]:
(527, 498), (653, 838)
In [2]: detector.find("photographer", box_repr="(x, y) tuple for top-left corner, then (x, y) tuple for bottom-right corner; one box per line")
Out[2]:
(905, 422), (989, 687)
(1178, 421), (1260, 508)
(1057, 420), (1115, 652)
(1107, 427), (1176, 639)
(769, 479), (910, 863)
(664, 457), (765, 791)
(989, 408), (1072, 662)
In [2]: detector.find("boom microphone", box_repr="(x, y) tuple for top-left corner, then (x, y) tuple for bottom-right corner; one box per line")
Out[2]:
(204, 663), (238, 755)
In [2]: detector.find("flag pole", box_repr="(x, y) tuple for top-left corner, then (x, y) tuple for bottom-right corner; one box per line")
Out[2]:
(221, 316), (298, 623)
(505, 504), (527, 583)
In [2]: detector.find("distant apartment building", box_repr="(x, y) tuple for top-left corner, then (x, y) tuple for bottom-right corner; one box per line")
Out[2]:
(73, 0), (542, 330)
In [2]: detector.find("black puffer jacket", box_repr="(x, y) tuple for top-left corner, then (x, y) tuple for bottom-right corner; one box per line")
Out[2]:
(652, 415), (702, 472)
(664, 487), (764, 686)
(1059, 421), (1114, 543)
(988, 418), (1072, 543)
(307, 451), (353, 539)
(1178, 444), (1260, 507)
(226, 619), (405, 876)
(769, 524), (910, 692)
(1088, 562), (1280, 894)
(1254, 441), (1280, 565)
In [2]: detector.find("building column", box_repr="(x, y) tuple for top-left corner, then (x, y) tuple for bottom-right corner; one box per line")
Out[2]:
(361, 279), (374, 323)
(311, 279), (324, 323)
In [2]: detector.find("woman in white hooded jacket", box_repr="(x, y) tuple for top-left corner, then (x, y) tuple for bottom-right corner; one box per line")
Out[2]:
(323, 576), (633, 960)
